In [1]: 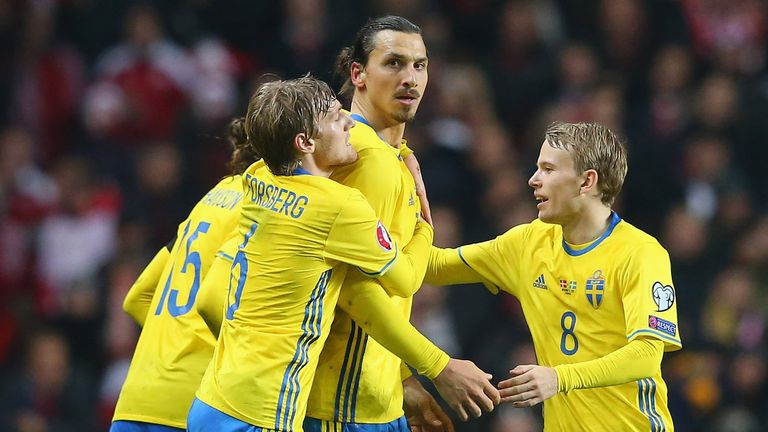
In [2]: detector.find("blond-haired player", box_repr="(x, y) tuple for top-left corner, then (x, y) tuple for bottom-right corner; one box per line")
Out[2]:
(428, 122), (682, 431)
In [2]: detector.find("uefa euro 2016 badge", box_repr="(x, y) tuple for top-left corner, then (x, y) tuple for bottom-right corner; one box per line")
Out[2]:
(652, 281), (675, 312)
(375, 221), (393, 252)
(585, 270), (605, 309)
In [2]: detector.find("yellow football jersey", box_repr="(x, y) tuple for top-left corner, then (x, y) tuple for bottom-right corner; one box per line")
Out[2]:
(307, 115), (421, 424)
(113, 175), (244, 428)
(195, 161), (428, 431)
(430, 213), (681, 431)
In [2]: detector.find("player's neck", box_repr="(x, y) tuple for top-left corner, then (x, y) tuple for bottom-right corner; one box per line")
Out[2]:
(296, 156), (332, 178)
(561, 205), (613, 245)
(350, 98), (406, 148)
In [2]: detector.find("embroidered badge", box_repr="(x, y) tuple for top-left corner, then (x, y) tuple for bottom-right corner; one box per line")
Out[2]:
(652, 281), (675, 312)
(648, 315), (676, 337)
(585, 270), (605, 309)
(376, 221), (393, 251)
(560, 279), (577, 295)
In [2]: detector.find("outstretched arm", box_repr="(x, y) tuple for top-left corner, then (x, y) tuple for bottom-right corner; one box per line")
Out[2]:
(497, 337), (664, 407)
(425, 246), (485, 286)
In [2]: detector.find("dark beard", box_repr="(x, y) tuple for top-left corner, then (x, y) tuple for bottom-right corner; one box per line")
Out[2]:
(393, 110), (416, 124)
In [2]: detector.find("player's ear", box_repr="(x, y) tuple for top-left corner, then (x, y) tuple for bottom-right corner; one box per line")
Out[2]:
(294, 132), (314, 155)
(580, 169), (599, 195)
(350, 62), (366, 88)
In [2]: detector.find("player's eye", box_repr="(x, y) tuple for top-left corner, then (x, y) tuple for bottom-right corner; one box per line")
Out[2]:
(387, 59), (400, 67)
(414, 62), (426, 70)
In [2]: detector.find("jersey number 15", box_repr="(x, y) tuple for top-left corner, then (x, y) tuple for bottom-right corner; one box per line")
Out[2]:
(154, 221), (211, 317)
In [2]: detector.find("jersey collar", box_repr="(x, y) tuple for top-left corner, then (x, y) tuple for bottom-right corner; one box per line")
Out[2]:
(349, 113), (404, 160)
(292, 167), (312, 176)
(562, 212), (621, 256)
(350, 113), (370, 127)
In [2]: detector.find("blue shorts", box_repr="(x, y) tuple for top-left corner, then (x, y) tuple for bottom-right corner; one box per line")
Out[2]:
(187, 398), (264, 432)
(303, 416), (409, 432)
(109, 420), (184, 432)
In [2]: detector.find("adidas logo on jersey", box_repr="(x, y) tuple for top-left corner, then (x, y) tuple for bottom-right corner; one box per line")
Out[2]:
(533, 274), (548, 289)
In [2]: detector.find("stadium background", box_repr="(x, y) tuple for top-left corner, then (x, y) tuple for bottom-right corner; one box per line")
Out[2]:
(0, 0), (766, 430)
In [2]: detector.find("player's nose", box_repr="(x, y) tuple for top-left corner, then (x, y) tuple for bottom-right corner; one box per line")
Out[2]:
(528, 171), (540, 188)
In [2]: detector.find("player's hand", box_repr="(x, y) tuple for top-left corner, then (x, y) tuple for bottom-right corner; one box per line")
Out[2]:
(432, 359), (500, 421)
(498, 365), (558, 407)
(403, 375), (455, 432)
(403, 152), (433, 226)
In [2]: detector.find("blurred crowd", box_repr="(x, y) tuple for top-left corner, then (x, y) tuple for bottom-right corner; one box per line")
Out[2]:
(0, 0), (767, 431)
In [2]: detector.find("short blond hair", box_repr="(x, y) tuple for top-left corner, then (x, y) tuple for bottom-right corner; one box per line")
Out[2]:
(244, 76), (335, 176)
(544, 122), (628, 205)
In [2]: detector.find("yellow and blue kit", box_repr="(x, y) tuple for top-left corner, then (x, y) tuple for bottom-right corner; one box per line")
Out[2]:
(306, 114), (426, 428)
(192, 160), (436, 432)
(428, 213), (682, 432)
(113, 175), (244, 429)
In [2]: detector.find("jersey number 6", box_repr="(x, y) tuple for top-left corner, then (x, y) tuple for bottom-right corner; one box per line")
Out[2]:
(226, 223), (259, 320)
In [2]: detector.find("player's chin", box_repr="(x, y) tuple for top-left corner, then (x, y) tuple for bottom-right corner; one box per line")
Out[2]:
(393, 107), (418, 123)
(538, 212), (554, 223)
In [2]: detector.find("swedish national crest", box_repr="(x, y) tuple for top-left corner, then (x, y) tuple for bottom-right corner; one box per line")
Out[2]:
(585, 270), (605, 309)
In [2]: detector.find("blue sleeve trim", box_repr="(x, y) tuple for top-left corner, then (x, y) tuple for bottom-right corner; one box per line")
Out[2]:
(359, 248), (399, 276)
(457, 247), (473, 269)
(216, 251), (235, 262)
(627, 329), (682, 346)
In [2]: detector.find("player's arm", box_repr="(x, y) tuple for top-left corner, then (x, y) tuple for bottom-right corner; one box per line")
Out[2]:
(325, 191), (434, 298)
(339, 272), (446, 378)
(554, 337), (664, 391)
(622, 242), (682, 350)
(425, 246), (484, 286)
(426, 225), (528, 296)
(122, 235), (176, 326)
(497, 337), (664, 407)
(372, 218), (434, 297)
(338, 273), (500, 421)
(196, 234), (240, 337)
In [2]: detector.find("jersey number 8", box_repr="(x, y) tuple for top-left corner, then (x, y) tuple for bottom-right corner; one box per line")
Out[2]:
(560, 311), (579, 355)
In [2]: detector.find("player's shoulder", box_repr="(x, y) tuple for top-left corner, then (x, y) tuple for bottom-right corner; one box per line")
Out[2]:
(349, 119), (397, 158)
(192, 174), (245, 215)
(614, 218), (665, 250)
(214, 174), (244, 192)
(492, 220), (542, 249)
(315, 181), (374, 225)
(612, 218), (670, 263)
(525, 218), (560, 239)
(319, 176), (364, 199)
